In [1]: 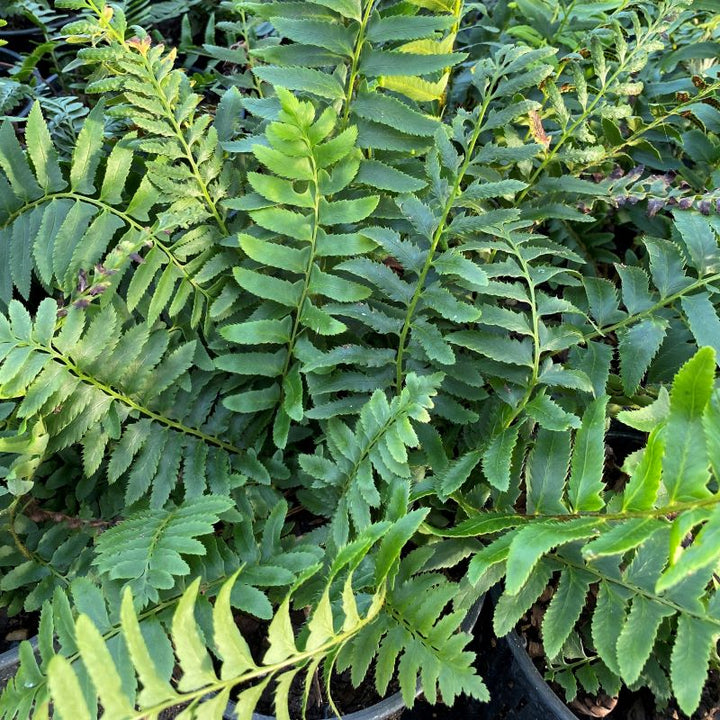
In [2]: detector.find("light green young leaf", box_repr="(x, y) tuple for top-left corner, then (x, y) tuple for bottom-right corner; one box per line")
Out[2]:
(621, 427), (664, 511)
(47, 656), (93, 720)
(263, 597), (297, 664)
(657, 506), (720, 593)
(75, 614), (135, 717)
(215, 571), (256, 678)
(663, 347), (715, 504)
(120, 589), (177, 705)
(173, 579), (218, 691)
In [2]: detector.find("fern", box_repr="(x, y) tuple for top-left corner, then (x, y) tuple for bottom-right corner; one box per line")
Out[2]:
(338, 542), (488, 708)
(242, 0), (466, 118)
(0, 502), (327, 717)
(59, 0), (237, 327)
(220, 87), (379, 446)
(436, 347), (720, 716)
(0, 101), (219, 329)
(0, 517), (479, 719)
(0, 299), (256, 507)
(299, 372), (441, 545)
(0, 1), (719, 717)
(93, 495), (234, 606)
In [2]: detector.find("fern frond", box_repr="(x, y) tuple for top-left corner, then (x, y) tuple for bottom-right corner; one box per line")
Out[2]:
(0, 102), (218, 329)
(239, 0), (465, 154)
(338, 556), (488, 707)
(437, 347), (720, 716)
(299, 371), (441, 545)
(220, 88), (380, 446)
(0, 299), (255, 505)
(0, 520), (428, 719)
(93, 496), (233, 606)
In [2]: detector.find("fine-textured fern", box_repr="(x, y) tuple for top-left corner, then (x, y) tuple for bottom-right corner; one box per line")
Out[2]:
(2, 516), (484, 719)
(93, 495), (234, 606)
(436, 347), (720, 716)
(24, 571), (387, 720)
(220, 87), (379, 445)
(0, 299), (256, 507)
(0, 101), (220, 330)
(60, 0), (237, 328)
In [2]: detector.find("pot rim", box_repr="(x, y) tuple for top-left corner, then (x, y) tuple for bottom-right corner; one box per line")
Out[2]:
(501, 629), (577, 719)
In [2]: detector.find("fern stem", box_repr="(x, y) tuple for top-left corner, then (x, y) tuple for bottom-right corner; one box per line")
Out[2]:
(457, 493), (720, 528)
(555, 553), (720, 629)
(583, 272), (720, 344)
(138, 55), (229, 235)
(553, 0), (578, 37)
(273, 137), (323, 436)
(31, 341), (245, 455)
(7, 498), (69, 584)
(341, 0), (376, 128)
(578, 80), (720, 173)
(498, 235), (543, 431)
(394, 90), (494, 392)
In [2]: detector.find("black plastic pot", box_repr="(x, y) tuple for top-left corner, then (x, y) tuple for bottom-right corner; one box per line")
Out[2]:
(0, 645), (21, 689)
(478, 629), (576, 720)
(467, 587), (576, 720)
(0, 16), (65, 40)
(224, 594), (487, 720)
(0, 637), (37, 690)
(0, 46), (22, 68)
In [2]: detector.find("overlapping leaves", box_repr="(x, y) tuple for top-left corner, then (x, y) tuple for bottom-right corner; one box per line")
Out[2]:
(440, 348), (720, 715)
